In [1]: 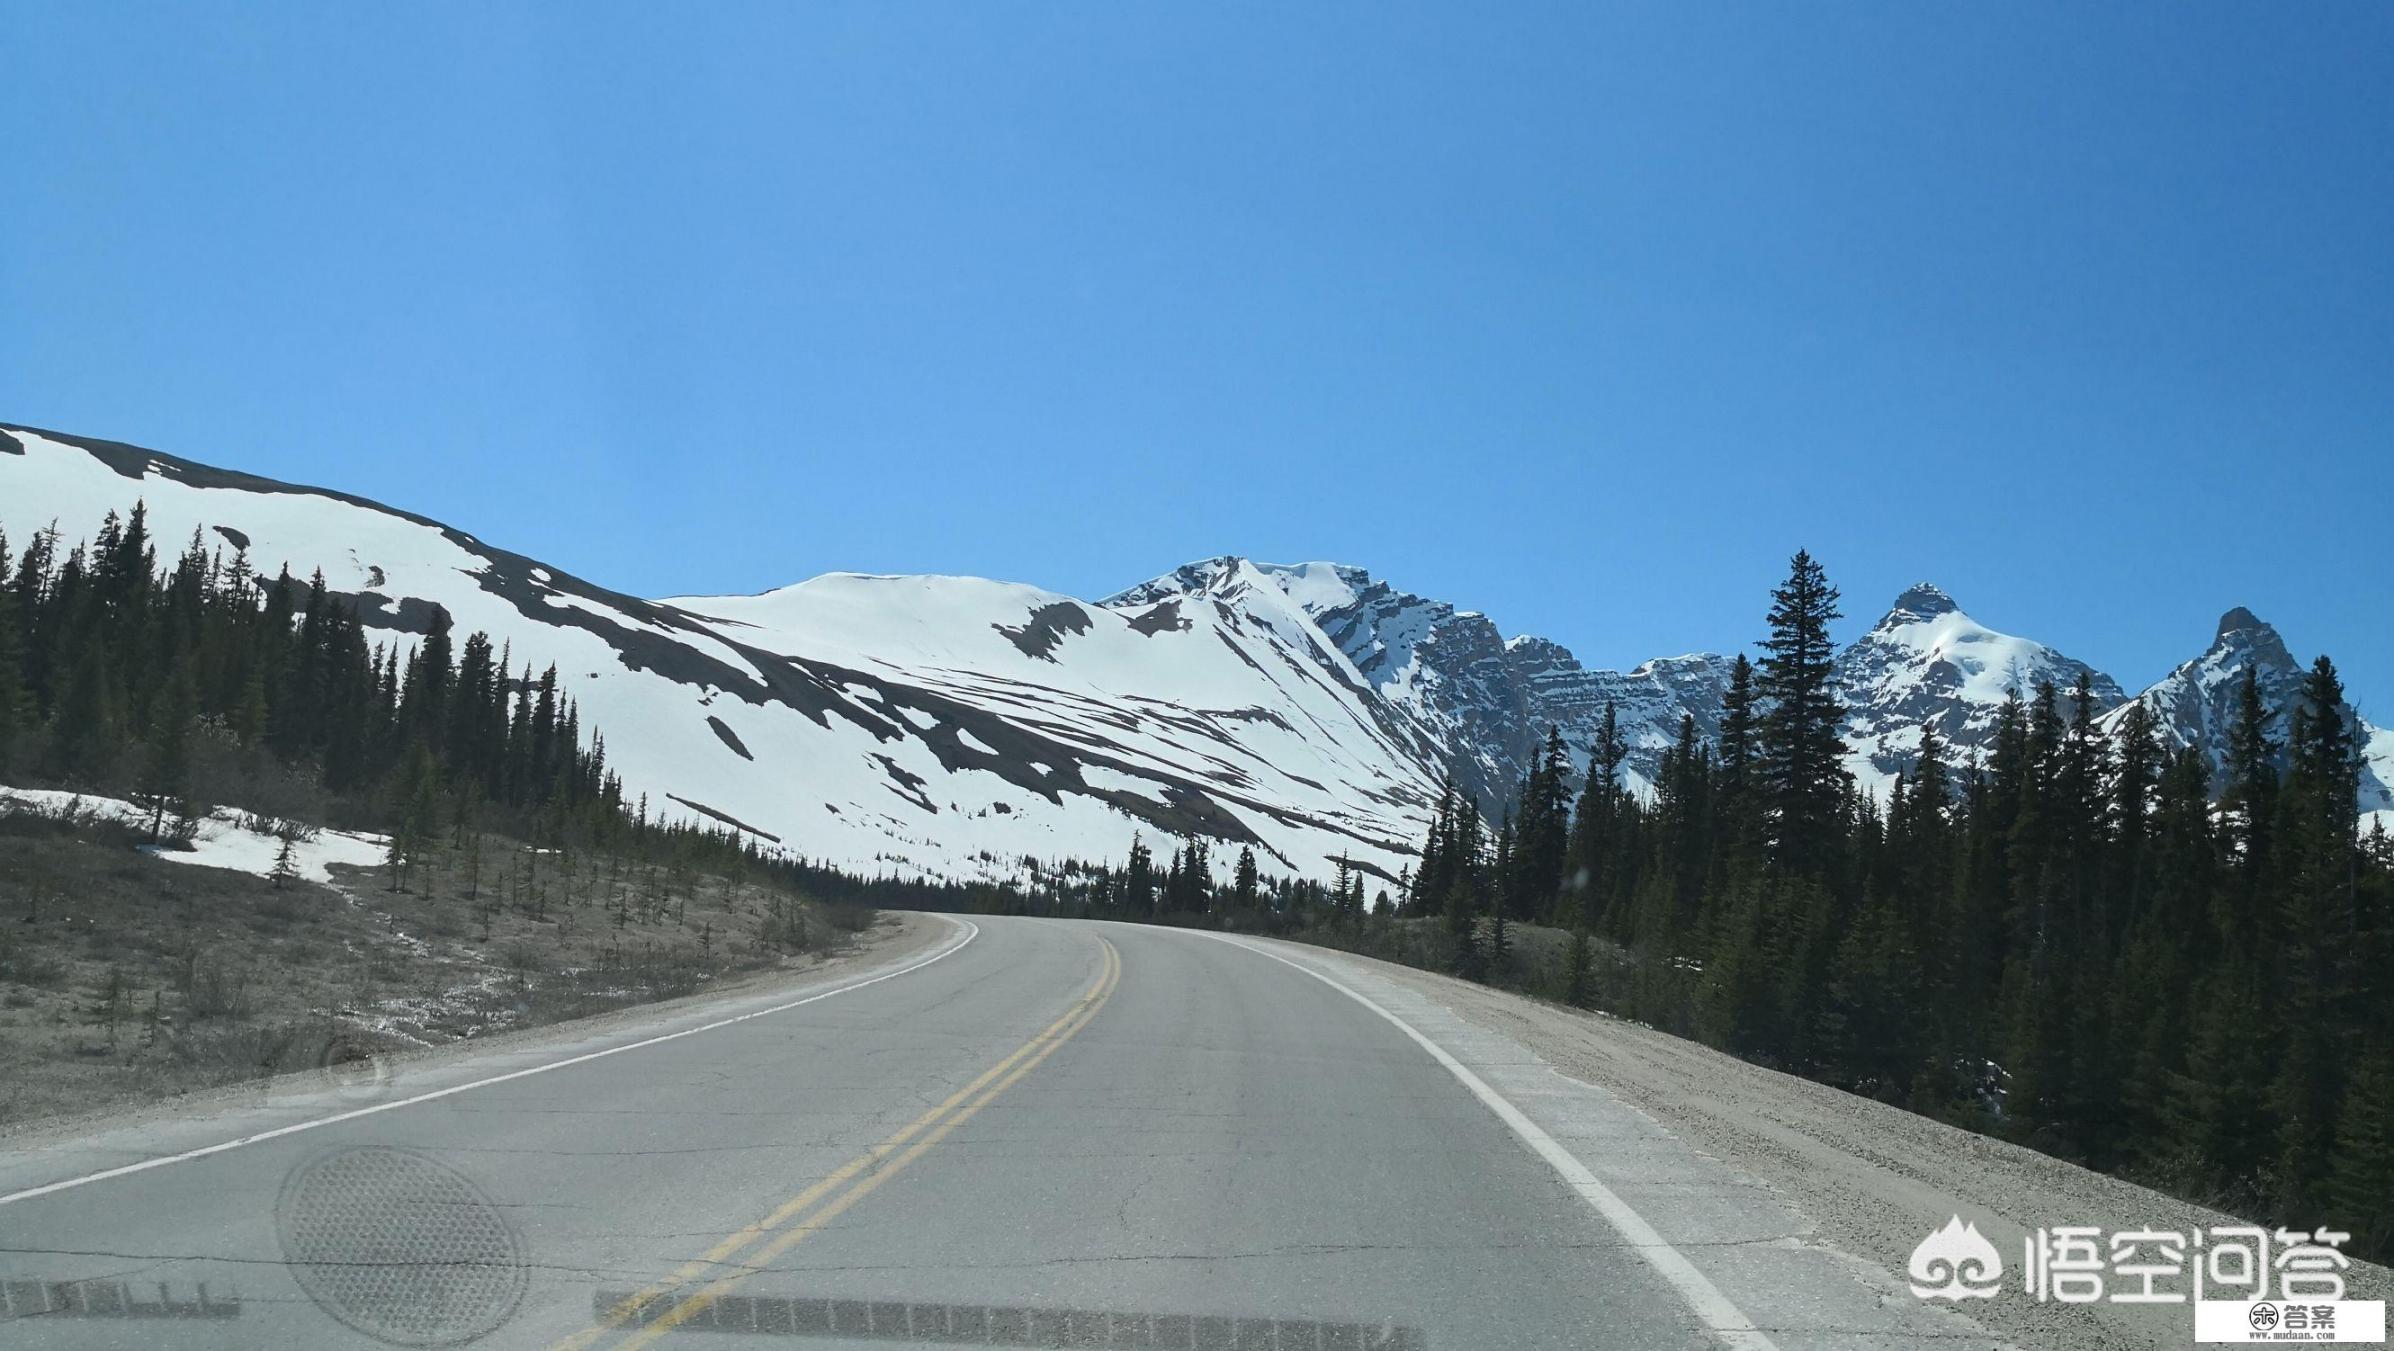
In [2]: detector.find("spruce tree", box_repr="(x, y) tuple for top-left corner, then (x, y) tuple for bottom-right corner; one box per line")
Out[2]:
(1124, 836), (1156, 917)
(1755, 550), (1847, 881)
(0, 545), (23, 774)
(2271, 656), (2358, 1218)
(1513, 727), (1571, 920)
(140, 665), (199, 840)
(271, 832), (300, 890)
(1568, 700), (1627, 930)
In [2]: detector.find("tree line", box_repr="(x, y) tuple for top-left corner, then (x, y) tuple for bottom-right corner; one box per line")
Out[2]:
(0, 502), (790, 886)
(1056, 550), (2393, 1258)
(1411, 550), (2394, 1256)
(8, 509), (2385, 1254)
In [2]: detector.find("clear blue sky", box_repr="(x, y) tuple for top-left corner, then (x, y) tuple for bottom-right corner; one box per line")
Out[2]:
(4, 3), (2388, 705)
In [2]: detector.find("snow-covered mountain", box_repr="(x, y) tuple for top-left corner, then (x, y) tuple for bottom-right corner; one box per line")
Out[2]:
(0, 425), (1444, 884)
(3, 421), (2385, 886)
(1107, 558), (1732, 804)
(2098, 606), (2394, 814)
(1836, 583), (2127, 794)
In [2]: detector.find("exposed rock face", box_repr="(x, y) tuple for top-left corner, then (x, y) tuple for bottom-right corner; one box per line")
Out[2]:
(5, 420), (2386, 887)
(2100, 606), (2394, 811)
(1835, 582), (2126, 791)
(1108, 558), (1730, 805)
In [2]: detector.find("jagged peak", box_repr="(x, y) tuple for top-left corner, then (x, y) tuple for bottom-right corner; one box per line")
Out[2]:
(1100, 556), (1250, 608)
(2214, 606), (2268, 642)
(2207, 606), (2297, 670)
(1882, 582), (1960, 624)
(1103, 557), (1396, 620)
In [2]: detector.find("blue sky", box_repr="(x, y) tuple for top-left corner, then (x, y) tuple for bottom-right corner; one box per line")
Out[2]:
(3, 3), (2388, 704)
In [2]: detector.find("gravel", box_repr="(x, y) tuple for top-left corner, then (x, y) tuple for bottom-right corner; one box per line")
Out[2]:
(1325, 946), (2391, 1351)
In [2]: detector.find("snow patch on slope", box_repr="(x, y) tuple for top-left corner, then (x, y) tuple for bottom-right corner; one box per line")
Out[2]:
(0, 785), (389, 883)
(1839, 583), (2125, 794)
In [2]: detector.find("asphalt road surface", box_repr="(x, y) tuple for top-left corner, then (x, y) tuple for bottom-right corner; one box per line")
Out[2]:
(0, 916), (1992, 1350)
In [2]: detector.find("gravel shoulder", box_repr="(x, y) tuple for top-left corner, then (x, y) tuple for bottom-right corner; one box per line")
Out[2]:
(0, 809), (910, 1135)
(0, 907), (949, 1154)
(1311, 943), (2391, 1351)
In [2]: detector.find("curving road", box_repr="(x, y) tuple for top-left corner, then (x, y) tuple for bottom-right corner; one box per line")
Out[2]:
(0, 915), (1982, 1350)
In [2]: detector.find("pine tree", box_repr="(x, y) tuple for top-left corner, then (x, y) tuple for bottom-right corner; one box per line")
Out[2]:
(0, 543), (24, 774)
(1567, 700), (1627, 931)
(1124, 836), (1156, 917)
(1716, 653), (1758, 815)
(1412, 780), (1457, 916)
(1513, 727), (1571, 920)
(2327, 1043), (2394, 1255)
(2107, 699), (2163, 922)
(2220, 665), (2279, 944)
(140, 664), (199, 840)
(47, 633), (121, 782)
(271, 831), (300, 890)
(1755, 549), (1847, 881)
(1446, 796), (1485, 979)
(1563, 927), (1594, 1007)
(2272, 656), (2359, 1217)
(1489, 814), (1516, 924)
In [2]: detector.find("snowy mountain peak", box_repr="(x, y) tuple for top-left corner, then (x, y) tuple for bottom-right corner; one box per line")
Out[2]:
(0, 428), (1450, 886)
(1838, 586), (2125, 791)
(2216, 605), (2265, 640)
(1885, 582), (1961, 623)
(6, 420), (2386, 887)
(1099, 555), (1246, 608)
(2098, 605), (2392, 810)
(1103, 556), (1378, 616)
(2209, 606), (2298, 671)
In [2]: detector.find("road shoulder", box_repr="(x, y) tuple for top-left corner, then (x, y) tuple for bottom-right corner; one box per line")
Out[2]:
(0, 912), (964, 1189)
(1267, 936), (2390, 1351)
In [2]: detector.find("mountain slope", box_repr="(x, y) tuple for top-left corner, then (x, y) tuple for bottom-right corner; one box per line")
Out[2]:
(2098, 606), (2394, 811)
(5, 422), (2385, 888)
(0, 425), (1443, 884)
(1836, 583), (2127, 792)
(1108, 558), (1733, 804)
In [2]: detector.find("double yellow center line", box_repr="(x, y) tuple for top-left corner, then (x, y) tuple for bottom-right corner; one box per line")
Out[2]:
(551, 936), (1121, 1351)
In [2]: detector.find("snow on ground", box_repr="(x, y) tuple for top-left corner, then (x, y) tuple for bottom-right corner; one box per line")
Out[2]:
(0, 785), (389, 883)
(13, 425), (2375, 892)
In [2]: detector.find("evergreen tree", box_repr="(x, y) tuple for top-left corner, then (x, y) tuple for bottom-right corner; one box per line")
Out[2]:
(1446, 796), (1485, 978)
(2271, 656), (2359, 1217)
(0, 539), (23, 773)
(1567, 700), (1627, 930)
(1755, 549), (1847, 880)
(1563, 927), (1594, 1007)
(1512, 727), (1571, 919)
(139, 665), (199, 839)
(1124, 836), (1156, 917)
(270, 831), (300, 890)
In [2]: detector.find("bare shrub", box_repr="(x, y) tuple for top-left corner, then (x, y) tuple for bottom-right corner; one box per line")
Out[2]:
(186, 956), (253, 1020)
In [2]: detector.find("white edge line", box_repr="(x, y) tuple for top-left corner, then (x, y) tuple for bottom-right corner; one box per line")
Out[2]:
(1185, 929), (1780, 1351)
(0, 917), (983, 1208)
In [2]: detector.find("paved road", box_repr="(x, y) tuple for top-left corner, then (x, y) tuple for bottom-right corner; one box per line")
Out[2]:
(0, 915), (1972, 1350)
